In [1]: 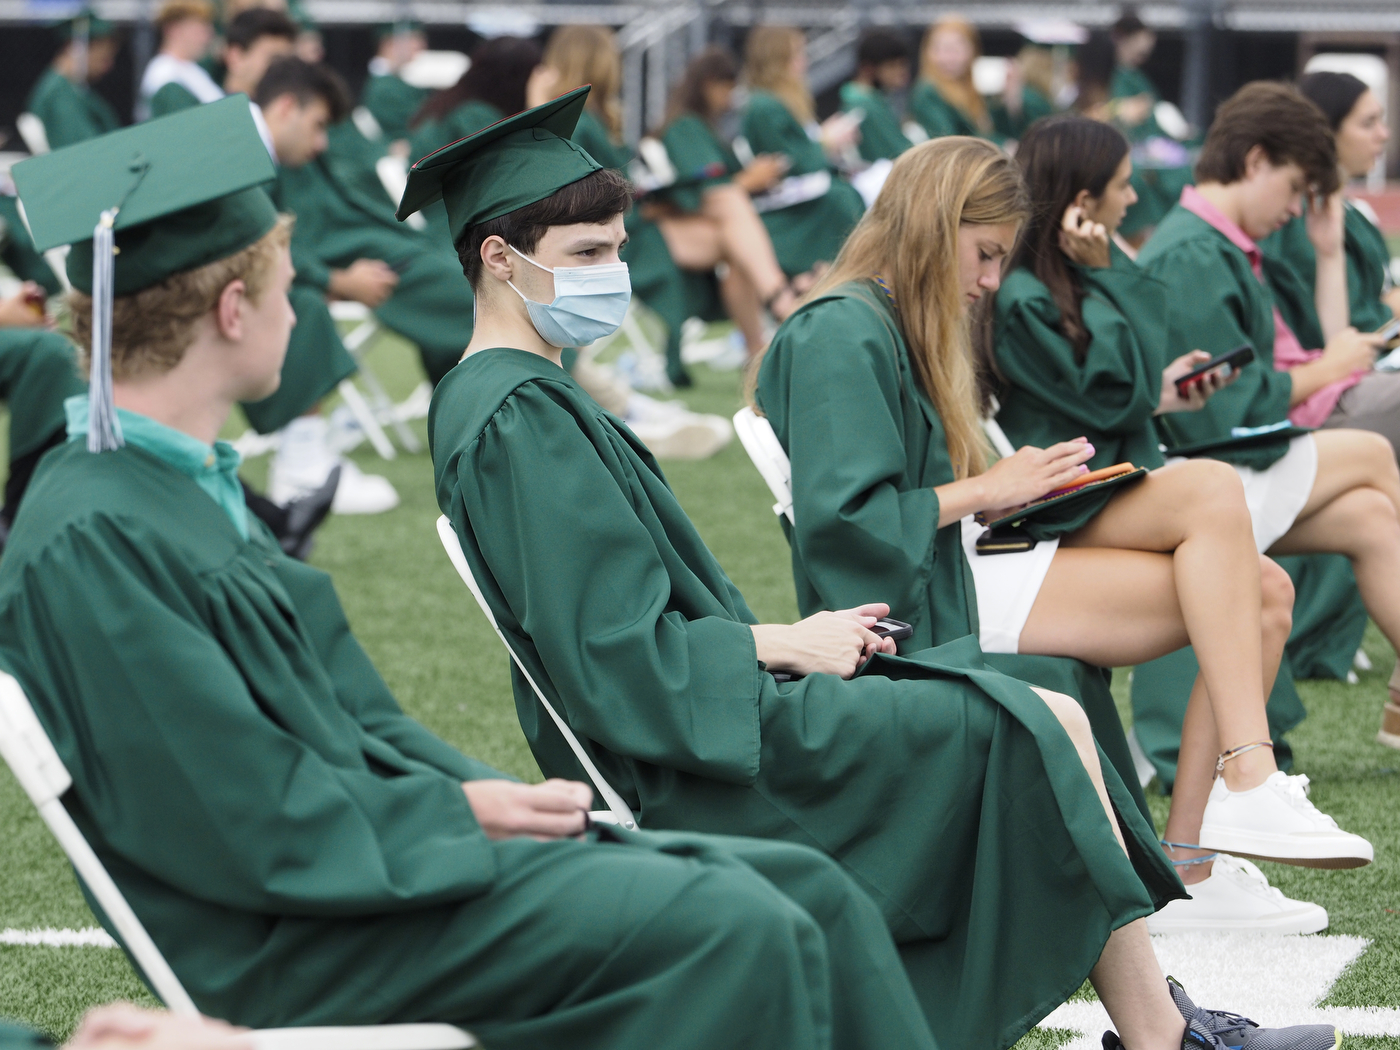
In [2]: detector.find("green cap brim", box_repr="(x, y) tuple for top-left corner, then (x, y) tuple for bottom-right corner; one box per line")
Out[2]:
(12, 95), (278, 295)
(396, 85), (602, 247)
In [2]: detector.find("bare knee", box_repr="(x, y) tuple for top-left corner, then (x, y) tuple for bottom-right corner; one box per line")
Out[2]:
(1186, 459), (1249, 516)
(1032, 687), (1092, 744)
(1259, 556), (1295, 642)
(1345, 485), (1400, 550)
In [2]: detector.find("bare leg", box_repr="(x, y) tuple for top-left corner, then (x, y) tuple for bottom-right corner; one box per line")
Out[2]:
(656, 213), (723, 271)
(718, 265), (766, 355)
(1270, 429), (1400, 670)
(1033, 688), (1184, 1050)
(699, 184), (793, 313)
(1161, 560), (1293, 881)
(1020, 460), (1279, 790)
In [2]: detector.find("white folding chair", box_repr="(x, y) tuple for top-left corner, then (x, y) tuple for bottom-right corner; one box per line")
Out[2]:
(433, 516), (638, 830)
(0, 673), (475, 1050)
(16, 113), (49, 155)
(732, 406), (793, 525)
(328, 300), (422, 459)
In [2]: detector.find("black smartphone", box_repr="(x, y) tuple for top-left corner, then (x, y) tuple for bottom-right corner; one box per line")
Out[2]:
(975, 528), (1038, 555)
(871, 617), (913, 642)
(1175, 344), (1254, 397)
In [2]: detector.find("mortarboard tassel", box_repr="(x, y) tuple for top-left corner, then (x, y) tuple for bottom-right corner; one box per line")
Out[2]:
(86, 208), (123, 453)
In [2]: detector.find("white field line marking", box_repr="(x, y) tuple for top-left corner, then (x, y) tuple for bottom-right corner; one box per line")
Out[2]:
(1039, 933), (1400, 1048)
(1, 927), (117, 947)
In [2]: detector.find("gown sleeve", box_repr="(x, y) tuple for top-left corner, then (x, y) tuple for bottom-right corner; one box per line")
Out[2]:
(1, 516), (499, 917)
(449, 382), (763, 786)
(272, 555), (508, 784)
(1142, 235), (1295, 445)
(994, 265), (1163, 440)
(760, 296), (943, 627)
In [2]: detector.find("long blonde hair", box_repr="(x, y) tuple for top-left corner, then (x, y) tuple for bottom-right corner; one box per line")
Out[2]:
(542, 25), (624, 138)
(799, 137), (1027, 479)
(919, 17), (990, 133)
(744, 25), (815, 125)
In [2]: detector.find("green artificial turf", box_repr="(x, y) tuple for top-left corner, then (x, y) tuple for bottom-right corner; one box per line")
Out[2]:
(0, 329), (1397, 1044)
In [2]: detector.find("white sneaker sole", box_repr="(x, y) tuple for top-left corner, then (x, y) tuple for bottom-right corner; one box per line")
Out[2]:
(1197, 827), (1373, 869)
(1377, 728), (1400, 751)
(1146, 904), (1329, 935)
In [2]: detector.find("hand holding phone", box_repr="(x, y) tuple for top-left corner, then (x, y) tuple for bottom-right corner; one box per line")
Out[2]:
(1174, 344), (1254, 398)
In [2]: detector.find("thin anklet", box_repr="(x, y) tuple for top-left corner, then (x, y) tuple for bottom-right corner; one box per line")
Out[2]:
(1160, 840), (1219, 867)
(1216, 739), (1273, 774)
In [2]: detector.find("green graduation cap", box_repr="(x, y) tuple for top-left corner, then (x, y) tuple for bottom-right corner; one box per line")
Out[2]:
(11, 94), (278, 452)
(375, 18), (423, 40)
(396, 84), (602, 247)
(54, 8), (116, 39)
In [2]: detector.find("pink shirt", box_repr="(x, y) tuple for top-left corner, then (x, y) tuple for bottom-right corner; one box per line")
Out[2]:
(1179, 185), (1360, 428)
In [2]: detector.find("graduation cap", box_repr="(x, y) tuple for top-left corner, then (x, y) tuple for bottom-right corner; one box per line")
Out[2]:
(375, 18), (423, 40)
(54, 8), (116, 39)
(11, 95), (278, 452)
(396, 85), (601, 248)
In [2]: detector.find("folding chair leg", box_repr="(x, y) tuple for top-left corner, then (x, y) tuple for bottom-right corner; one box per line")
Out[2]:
(338, 380), (397, 460)
(352, 358), (422, 454)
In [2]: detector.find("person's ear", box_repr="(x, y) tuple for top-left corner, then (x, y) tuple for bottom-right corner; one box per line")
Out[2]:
(1072, 188), (1095, 214)
(478, 236), (513, 283)
(1242, 144), (1269, 182)
(214, 279), (248, 341)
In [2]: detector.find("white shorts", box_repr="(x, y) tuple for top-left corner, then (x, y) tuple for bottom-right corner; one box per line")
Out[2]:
(961, 516), (1060, 654)
(1167, 434), (1317, 553)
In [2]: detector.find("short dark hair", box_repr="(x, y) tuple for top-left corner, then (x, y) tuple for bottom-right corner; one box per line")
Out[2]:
(856, 28), (909, 69)
(457, 168), (633, 287)
(225, 8), (296, 51)
(664, 46), (739, 127)
(1196, 81), (1339, 196)
(255, 57), (350, 123)
(1111, 9), (1149, 40)
(1297, 71), (1370, 132)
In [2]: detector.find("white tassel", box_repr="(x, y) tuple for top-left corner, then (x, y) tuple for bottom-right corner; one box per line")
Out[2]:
(87, 208), (123, 453)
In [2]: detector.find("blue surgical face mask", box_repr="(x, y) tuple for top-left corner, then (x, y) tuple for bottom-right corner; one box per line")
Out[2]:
(507, 245), (631, 348)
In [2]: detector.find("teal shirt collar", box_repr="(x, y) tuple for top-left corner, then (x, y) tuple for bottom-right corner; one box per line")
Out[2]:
(64, 395), (249, 539)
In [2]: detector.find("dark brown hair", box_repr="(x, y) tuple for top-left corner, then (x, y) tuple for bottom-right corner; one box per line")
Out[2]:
(457, 168), (632, 285)
(225, 8), (295, 51)
(412, 35), (541, 128)
(1195, 81), (1339, 196)
(254, 57), (350, 123)
(663, 47), (738, 127)
(1007, 115), (1130, 360)
(1297, 71), (1369, 132)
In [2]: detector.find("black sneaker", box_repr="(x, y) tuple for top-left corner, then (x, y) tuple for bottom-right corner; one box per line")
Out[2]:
(1168, 978), (1338, 1050)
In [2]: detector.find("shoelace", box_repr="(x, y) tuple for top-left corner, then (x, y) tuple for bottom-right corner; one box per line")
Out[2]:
(1275, 774), (1340, 829)
(1214, 854), (1287, 901)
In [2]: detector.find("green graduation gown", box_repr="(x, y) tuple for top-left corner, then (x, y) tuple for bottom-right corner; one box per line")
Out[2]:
(361, 73), (429, 142)
(740, 91), (866, 276)
(990, 85), (1055, 143)
(25, 69), (121, 149)
(0, 1022), (48, 1049)
(839, 81), (912, 161)
(990, 255), (1314, 787)
(0, 330), (83, 465)
(0, 194), (60, 295)
(0, 433), (939, 1050)
(147, 80), (201, 120)
(754, 279), (1150, 819)
(431, 345), (1183, 1050)
(657, 113), (740, 214)
(909, 79), (985, 140)
(271, 120), (474, 386)
(571, 108), (697, 386)
(1261, 202), (1396, 349)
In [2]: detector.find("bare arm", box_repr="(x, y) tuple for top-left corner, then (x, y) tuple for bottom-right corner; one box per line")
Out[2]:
(1309, 193), (1350, 341)
(934, 439), (1095, 527)
(1288, 327), (1383, 405)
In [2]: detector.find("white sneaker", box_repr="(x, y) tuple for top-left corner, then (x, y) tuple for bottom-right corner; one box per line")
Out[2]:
(624, 395), (733, 460)
(1198, 771), (1373, 869)
(269, 416), (399, 515)
(1147, 855), (1328, 934)
(329, 460), (399, 515)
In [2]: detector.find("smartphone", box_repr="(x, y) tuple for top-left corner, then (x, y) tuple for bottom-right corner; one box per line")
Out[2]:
(1175, 345), (1255, 396)
(975, 528), (1039, 555)
(871, 617), (913, 642)
(1375, 316), (1400, 346)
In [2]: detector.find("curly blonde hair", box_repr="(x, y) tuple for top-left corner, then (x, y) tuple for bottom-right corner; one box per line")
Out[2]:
(70, 215), (292, 381)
